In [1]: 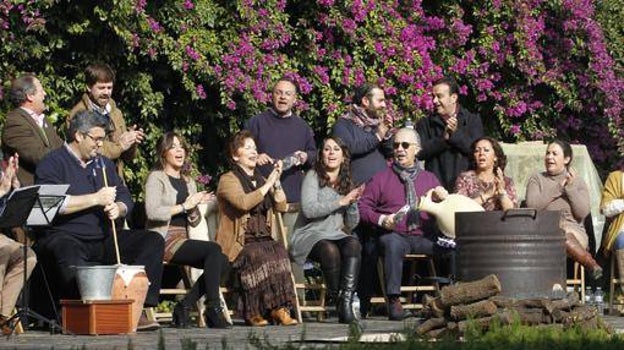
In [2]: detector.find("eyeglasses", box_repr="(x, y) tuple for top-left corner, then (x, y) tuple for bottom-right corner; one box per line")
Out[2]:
(393, 142), (417, 150)
(84, 133), (105, 143)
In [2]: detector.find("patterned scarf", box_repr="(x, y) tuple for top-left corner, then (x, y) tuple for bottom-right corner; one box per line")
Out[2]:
(231, 164), (273, 236)
(392, 161), (422, 230)
(340, 104), (380, 128)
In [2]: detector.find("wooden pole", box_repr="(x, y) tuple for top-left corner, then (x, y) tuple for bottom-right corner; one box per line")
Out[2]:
(101, 161), (121, 265)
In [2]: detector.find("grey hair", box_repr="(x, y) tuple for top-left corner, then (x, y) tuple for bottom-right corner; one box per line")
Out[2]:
(9, 74), (38, 107)
(396, 127), (421, 147)
(67, 110), (109, 142)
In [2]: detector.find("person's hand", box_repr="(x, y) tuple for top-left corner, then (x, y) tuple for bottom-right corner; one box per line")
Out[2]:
(339, 185), (364, 206)
(256, 153), (274, 166)
(119, 125), (145, 151)
(266, 160), (283, 187)
(183, 192), (205, 210)
(494, 167), (506, 194)
(381, 214), (397, 230)
(432, 186), (449, 201)
(377, 120), (390, 139)
(444, 116), (458, 140)
(0, 155), (20, 196)
(103, 202), (122, 220)
(294, 151), (308, 165)
(200, 191), (216, 204)
(96, 186), (117, 206)
(562, 167), (576, 187)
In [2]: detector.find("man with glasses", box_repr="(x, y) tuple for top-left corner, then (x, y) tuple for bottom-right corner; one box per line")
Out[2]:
(34, 110), (164, 331)
(1, 74), (64, 186)
(416, 76), (483, 192)
(68, 63), (144, 180)
(359, 127), (448, 320)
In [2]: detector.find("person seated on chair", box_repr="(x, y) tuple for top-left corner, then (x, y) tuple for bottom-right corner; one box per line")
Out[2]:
(33, 110), (164, 331)
(454, 136), (518, 211)
(601, 168), (624, 314)
(289, 137), (364, 324)
(0, 154), (37, 335)
(215, 130), (298, 327)
(358, 127), (448, 321)
(525, 139), (602, 280)
(144, 131), (231, 329)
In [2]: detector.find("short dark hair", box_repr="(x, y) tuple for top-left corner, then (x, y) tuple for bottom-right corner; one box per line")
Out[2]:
(85, 63), (115, 87)
(433, 76), (459, 96)
(471, 136), (507, 171)
(227, 130), (255, 166)
(548, 139), (573, 166)
(353, 83), (380, 107)
(67, 110), (109, 142)
(9, 74), (38, 107)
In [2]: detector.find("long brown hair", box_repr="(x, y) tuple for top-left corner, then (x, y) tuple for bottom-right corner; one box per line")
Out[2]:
(154, 131), (192, 176)
(315, 137), (354, 195)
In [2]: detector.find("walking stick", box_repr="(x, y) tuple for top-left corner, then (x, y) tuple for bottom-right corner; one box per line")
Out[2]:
(99, 157), (121, 265)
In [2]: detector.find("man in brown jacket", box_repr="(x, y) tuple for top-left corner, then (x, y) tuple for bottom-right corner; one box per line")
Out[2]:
(1, 74), (64, 186)
(67, 63), (144, 180)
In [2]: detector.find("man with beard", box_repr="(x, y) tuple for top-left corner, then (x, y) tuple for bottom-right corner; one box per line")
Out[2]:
(332, 84), (393, 186)
(416, 76), (483, 192)
(67, 63), (144, 180)
(359, 127), (448, 320)
(332, 84), (394, 319)
(1, 74), (64, 186)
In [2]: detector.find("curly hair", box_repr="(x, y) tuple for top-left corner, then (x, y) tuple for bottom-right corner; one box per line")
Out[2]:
(314, 137), (354, 195)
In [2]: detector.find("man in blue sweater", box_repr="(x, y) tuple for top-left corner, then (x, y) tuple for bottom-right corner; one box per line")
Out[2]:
(34, 110), (164, 330)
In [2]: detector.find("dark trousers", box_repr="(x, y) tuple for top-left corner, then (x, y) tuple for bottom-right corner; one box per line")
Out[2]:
(378, 232), (436, 296)
(170, 240), (229, 307)
(33, 229), (164, 307)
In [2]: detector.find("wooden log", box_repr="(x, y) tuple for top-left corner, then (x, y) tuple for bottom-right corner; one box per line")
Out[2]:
(450, 300), (498, 321)
(440, 274), (502, 307)
(425, 327), (448, 339)
(561, 305), (597, 326)
(542, 293), (579, 315)
(497, 308), (550, 325)
(422, 294), (445, 317)
(415, 317), (447, 335)
(455, 316), (494, 333)
(489, 295), (516, 308)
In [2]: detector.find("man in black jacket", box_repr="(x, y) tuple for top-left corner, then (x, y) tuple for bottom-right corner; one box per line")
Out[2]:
(416, 76), (484, 192)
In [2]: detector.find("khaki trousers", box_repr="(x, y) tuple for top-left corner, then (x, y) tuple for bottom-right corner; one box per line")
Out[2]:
(0, 235), (36, 316)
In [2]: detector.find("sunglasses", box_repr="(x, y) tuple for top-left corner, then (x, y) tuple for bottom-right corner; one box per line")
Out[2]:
(393, 142), (417, 150)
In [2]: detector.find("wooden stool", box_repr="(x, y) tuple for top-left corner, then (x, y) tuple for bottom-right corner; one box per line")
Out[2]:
(609, 253), (624, 315)
(566, 261), (585, 303)
(294, 263), (328, 321)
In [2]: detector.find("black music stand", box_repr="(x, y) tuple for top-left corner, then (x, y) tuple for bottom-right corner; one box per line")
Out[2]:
(0, 186), (65, 336)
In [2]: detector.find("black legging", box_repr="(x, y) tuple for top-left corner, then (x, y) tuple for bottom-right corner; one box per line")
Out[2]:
(308, 236), (361, 291)
(169, 240), (229, 308)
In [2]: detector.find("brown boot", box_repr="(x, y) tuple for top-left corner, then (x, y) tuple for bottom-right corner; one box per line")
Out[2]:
(270, 307), (298, 326)
(565, 235), (602, 280)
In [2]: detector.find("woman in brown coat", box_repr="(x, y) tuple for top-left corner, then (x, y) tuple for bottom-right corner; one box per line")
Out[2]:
(216, 130), (297, 327)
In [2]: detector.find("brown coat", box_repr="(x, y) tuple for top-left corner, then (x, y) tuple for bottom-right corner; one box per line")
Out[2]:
(1, 108), (63, 185)
(215, 171), (288, 262)
(68, 94), (137, 179)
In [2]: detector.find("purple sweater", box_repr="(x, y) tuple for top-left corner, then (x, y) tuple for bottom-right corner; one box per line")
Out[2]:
(358, 166), (441, 236)
(245, 109), (316, 203)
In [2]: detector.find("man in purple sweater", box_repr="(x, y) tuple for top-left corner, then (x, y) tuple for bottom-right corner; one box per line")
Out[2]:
(359, 128), (448, 320)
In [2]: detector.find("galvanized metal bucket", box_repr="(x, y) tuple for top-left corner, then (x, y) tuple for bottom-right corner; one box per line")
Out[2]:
(456, 209), (566, 299)
(73, 265), (118, 301)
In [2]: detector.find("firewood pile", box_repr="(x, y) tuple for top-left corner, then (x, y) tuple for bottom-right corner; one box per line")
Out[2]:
(415, 274), (611, 339)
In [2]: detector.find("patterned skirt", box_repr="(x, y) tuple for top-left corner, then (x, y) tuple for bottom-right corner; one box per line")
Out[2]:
(164, 225), (187, 262)
(233, 237), (295, 320)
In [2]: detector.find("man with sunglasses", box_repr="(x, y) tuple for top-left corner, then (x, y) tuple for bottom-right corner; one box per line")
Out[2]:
(34, 110), (164, 331)
(416, 76), (483, 191)
(359, 128), (448, 320)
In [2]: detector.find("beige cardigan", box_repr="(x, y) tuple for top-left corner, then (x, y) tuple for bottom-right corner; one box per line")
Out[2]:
(144, 170), (215, 237)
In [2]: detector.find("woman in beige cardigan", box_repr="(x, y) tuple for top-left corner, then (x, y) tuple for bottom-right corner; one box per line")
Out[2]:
(216, 130), (297, 327)
(145, 132), (230, 329)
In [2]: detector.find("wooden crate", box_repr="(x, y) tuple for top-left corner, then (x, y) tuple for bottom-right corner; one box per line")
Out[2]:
(61, 299), (133, 335)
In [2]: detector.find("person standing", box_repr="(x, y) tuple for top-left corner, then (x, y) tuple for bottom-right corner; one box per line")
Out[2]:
(68, 63), (144, 180)
(1, 74), (63, 186)
(416, 76), (484, 192)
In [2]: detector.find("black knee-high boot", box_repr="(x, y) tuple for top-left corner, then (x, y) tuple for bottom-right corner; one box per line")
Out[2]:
(337, 257), (361, 323)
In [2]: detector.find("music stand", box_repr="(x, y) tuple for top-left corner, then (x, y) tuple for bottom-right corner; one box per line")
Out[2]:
(0, 186), (66, 336)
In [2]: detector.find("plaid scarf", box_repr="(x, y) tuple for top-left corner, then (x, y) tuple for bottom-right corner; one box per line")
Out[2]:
(340, 104), (379, 129)
(391, 161), (422, 231)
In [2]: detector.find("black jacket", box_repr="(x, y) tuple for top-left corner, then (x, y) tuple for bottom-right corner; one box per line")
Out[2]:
(416, 107), (484, 191)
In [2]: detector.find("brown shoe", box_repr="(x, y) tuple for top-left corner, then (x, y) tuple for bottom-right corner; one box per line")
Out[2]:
(137, 311), (160, 331)
(0, 315), (13, 336)
(271, 307), (298, 326)
(247, 315), (269, 327)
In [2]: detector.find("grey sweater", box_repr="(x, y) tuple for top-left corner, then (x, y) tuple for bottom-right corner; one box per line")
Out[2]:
(289, 170), (359, 265)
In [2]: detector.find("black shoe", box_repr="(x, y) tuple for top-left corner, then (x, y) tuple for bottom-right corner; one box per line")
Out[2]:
(204, 307), (232, 329)
(172, 303), (191, 328)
